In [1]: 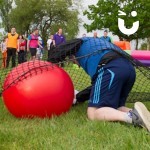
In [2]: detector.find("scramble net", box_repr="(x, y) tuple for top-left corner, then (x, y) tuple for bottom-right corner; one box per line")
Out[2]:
(0, 38), (150, 103)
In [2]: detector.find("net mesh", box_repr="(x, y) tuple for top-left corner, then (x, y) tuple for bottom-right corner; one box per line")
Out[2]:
(0, 38), (150, 103)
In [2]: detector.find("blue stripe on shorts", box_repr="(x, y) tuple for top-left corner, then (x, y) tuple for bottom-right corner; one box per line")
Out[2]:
(93, 68), (104, 104)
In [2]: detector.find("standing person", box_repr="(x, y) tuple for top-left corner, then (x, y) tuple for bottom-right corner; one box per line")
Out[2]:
(47, 35), (54, 60)
(100, 30), (112, 43)
(6, 27), (19, 68)
(23, 35), (28, 62)
(18, 35), (26, 64)
(36, 35), (44, 60)
(82, 34), (87, 38)
(53, 28), (66, 47)
(53, 28), (66, 67)
(93, 32), (98, 38)
(1, 37), (7, 68)
(27, 28), (40, 60)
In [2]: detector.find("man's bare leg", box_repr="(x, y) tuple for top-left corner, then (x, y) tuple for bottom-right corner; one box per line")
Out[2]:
(87, 103), (150, 132)
(87, 107), (132, 123)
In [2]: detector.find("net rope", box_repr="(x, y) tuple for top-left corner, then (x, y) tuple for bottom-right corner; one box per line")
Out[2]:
(0, 38), (150, 102)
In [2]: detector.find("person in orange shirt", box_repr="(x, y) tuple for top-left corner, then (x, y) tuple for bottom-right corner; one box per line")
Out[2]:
(6, 27), (19, 68)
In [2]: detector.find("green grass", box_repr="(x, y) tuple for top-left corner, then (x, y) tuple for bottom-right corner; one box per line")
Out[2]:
(0, 100), (150, 149)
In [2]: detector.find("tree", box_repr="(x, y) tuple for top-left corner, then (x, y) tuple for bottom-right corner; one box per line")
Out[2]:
(0, 0), (13, 32)
(9, 0), (80, 43)
(84, 0), (150, 48)
(9, 0), (43, 35)
(140, 42), (147, 50)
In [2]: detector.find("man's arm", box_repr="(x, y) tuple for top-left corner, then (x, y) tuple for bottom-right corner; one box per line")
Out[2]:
(47, 40), (49, 50)
(17, 39), (20, 52)
(27, 35), (31, 51)
(27, 40), (30, 51)
(38, 40), (43, 49)
(47, 39), (52, 50)
(53, 34), (56, 46)
(5, 34), (8, 48)
(53, 41), (56, 46)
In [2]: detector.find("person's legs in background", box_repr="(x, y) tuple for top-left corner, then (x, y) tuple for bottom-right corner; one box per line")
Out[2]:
(18, 51), (21, 64)
(12, 48), (16, 67)
(2, 52), (7, 68)
(30, 48), (37, 61)
(18, 50), (25, 64)
(6, 48), (12, 68)
(24, 50), (27, 62)
(22, 50), (25, 63)
(40, 49), (44, 60)
(3, 51), (7, 68)
(36, 48), (41, 60)
(48, 50), (50, 61)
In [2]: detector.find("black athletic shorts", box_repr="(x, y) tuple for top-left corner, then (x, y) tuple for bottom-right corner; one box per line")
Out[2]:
(88, 58), (136, 109)
(30, 48), (37, 57)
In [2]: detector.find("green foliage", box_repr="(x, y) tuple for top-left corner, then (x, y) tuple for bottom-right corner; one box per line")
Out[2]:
(140, 42), (147, 50)
(9, 0), (80, 42)
(84, 0), (150, 41)
(9, 0), (43, 34)
(139, 38), (150, 50)
(0, 32), (3, 41)
(0, 0), (13, 32)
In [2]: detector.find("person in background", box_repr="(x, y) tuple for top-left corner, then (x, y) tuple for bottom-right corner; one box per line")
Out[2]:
(53, 28), (66, 67)
(23, 35), (28, 62)
(53, 28), (66, 47)
(82, 34), (87, 38)
(93, 32), (98, 38)
(6, 27), (19, 68)
(18, 35), (26, 64)
(27, 28), (41, 60)
(100, 30), (112, 43)
(47, 35), (54, 60)
(36, 35), (44, 60)
(1, 37), (7, 68)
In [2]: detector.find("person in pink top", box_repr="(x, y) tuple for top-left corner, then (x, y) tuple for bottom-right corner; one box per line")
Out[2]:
(18, 35), (26, 64)
(27, 28), (42, 60)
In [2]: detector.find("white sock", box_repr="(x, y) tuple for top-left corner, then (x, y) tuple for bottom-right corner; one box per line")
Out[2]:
(124, 111), (132, 124)
(73, 90), (79, 105)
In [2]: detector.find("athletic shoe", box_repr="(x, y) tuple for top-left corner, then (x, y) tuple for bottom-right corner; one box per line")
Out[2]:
(132, 102), (150, 132)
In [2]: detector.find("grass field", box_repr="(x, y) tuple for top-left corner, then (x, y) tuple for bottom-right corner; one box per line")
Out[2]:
(0, 58), (150, 149)
(0, 100), (150, 150)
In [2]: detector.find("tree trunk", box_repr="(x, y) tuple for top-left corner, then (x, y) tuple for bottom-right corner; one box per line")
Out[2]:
(42, 30), (47, 46)
(119, 36), (123, 41)
(135, 39), (139, 50)
(147, 37), (150, 50)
